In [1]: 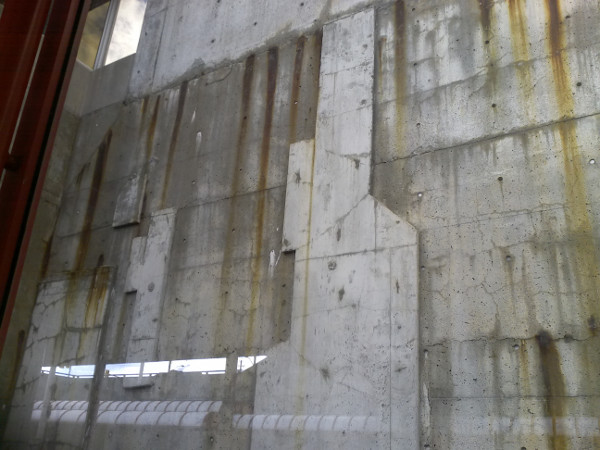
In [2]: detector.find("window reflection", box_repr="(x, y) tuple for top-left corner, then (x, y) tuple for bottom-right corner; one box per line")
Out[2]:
(41, 355), (267, 379)
(76, 1), (111, 68)
(105, 0), (147, 65)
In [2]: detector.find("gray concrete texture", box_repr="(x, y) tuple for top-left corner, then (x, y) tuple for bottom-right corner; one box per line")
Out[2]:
(1, 0), (600, 448)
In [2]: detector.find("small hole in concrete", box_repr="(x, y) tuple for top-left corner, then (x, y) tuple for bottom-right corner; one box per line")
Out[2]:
(520, 447), (526, 450)
(420, 265), (425, 271)
(497, 176), (503, 181)
(506, 255), (512, 262)
(416, 122), (421, 127)
(513, 344), (519, 350)
(210, 39), (215, 43)
(589, 159), (596, 165)
(253, 22), (257, 26)
(491, 103), (497, 108)
(576, 81), (582, 86)
(300, 2), (304, 5)
(485, 40), (490, 44)
(412, 7), (415, 11)
(423, 349), (428, 355)
(413, 62), (417, 66)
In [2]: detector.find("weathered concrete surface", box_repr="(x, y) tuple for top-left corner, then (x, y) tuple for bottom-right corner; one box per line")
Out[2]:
(0, 110), (79, 441)
(253, 9), (418, 449)
(2, 0), (600, 448)
(372, 0), (600, 448)
(129, 0), (397, 97)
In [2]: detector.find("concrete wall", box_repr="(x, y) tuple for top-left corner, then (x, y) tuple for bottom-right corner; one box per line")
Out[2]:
(2, 0), (600, 449)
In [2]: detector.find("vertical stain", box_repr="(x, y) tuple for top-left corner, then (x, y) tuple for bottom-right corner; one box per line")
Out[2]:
(394, 0), (407, 158)
(588, 315), (598, 336)
(295, 139), (316, 449)
(83, 266), (111, 329)
(478, 0), (493, 34)
(215, 55), (255, 355)
(147, 95), (161, 161)
(160, 81), (188, 208)
(476, 0), (497, 90)
(81, 269), (113, 450)
(543, 0), (600, 323)
(74, 130), (112, 272)
(289, 36), (306, 143)
(39, 233), (54, 278)
(141, 96), (149, 119)
(246, 47), (279, 351)
(140, 95), (161, 218)
(508, 0), (529, 62)
(536, 330), (568, 449)
(508, 0), (536, 121)
(376, 36), (386, 102)
(518, 339), (531, 395)
(293, 35), (322, 442)
(307, 30), (322, 141)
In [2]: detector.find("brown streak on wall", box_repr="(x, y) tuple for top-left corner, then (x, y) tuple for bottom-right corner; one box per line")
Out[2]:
(147, 95), (161, 161)
(544, 0), (600, 325)
(215, 55), (255, 355)
(478, 0), (493, 34)
(74, 129), (112, 272)
(246, 47), (278, 352)
(83, 266), (110, 329)
(394, 0), (406, 158)
(161, 80), (188, 208)
(39, 233), (54, 279)
(508, 0), (535, 122)
(289, 36), (306, 144)
(536, 330), (568, 450)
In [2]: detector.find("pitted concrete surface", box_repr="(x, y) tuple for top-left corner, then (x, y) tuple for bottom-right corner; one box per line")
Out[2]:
(1, 0), (600, 449)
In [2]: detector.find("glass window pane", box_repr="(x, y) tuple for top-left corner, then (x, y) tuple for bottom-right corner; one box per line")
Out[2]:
(76, 1), (111, 68)
(105, 0), (147, 65)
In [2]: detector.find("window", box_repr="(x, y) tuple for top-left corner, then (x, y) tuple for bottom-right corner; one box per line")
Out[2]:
(76, 0), (147, 69)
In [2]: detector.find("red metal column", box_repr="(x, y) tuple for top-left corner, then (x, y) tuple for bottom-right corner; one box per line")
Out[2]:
(0, 0), (53, 173)
(0, 0), (91, 354)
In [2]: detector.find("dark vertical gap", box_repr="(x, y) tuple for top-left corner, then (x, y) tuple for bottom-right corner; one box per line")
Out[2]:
(160, 80), (188, 208)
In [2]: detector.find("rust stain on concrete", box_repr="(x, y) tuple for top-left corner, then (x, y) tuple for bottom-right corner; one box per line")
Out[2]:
(147, 95), (161, 161)
(161, 81), (188, 208)
(215, 55), (255, 355)
(536, 330), (568, 450)
(478, 0), (493, 34)
(544, 0), (600, 324)
(477, 0), (498, 91)
(84, 266), (111, 329)
(39, 233), (54, 278)
(508, 0), (536, 123)
(508, 0), (529, 62)
(394, 0), (407, 158)
(246, 47), (279, 351)
(74, 129), (112, 272)
(289, 36), (306, 143)
(296, 140), (316, 421)
(518, 339), (531, 396)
